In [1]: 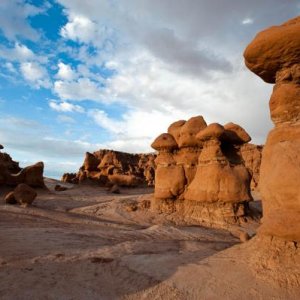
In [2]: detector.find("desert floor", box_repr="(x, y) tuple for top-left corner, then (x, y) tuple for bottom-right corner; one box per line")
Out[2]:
(0, 179), (299, 300)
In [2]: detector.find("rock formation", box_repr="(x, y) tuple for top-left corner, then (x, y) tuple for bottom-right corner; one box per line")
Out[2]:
(151, 116), (257, 226)
(62, 149), (156, 187)
(5, 183), (37, 206)
(0, 145), (44, 188)
(244, 16), (300, 242)
(240, 143), (263, 190)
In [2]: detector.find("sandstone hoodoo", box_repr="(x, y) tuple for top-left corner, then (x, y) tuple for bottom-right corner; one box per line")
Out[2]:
(62, 149), (156, 187)
(151, 116), (256, 226)
(0, 145), (44, 188)
(244, 16), (300, 242)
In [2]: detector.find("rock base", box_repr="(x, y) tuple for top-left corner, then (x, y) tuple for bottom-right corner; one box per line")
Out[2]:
(151, 198), (249, 228)
(247, 235), (300, 287)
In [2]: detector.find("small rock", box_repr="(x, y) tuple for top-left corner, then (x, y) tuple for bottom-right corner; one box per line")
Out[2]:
(55, 184), (68, 192)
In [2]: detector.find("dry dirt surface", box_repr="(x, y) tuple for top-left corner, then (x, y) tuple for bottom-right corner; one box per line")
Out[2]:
(0, 179), (299, 300)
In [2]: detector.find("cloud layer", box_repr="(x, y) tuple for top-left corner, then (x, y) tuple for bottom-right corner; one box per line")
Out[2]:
(0, 0), (299, 177)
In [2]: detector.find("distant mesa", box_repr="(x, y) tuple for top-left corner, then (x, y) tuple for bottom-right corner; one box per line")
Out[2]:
(151, 115), (262, 227)
(62, 149), (156, 188)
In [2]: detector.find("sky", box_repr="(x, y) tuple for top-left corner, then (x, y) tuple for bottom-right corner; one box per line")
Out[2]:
(0, 0), (299, 178)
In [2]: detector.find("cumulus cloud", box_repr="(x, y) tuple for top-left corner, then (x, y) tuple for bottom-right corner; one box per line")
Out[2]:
(54, 77), (105, 101)
(20, 62), (51, 89)
(0, 43), (47, 63)
(88, 110), (124, 134)
(56, 62), (77, 81)
(0, 0), (49, 41)
(49, 100), (85, 113)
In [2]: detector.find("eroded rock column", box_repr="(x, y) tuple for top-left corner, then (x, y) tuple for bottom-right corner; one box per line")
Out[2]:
(244, 17), (300, 241)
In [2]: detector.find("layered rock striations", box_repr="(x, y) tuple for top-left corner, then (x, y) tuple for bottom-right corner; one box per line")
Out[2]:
(151, 116), (257, 226)
(0, 145), (44, 188)
(244, 16), (300, 242)
(62, 149), (156, 187)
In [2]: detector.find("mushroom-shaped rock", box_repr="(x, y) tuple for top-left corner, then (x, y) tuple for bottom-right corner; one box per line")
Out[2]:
(185, 122), (252, 214)
(178, 116), (207, 148)
(168, 120), (186, 144)
(244, 16), (300, 83)
(244, 16), (300, 241)
(151, 133), (178, 151)
(223, 122), (251, 144)
(14, 183), (37, 206)
(196, 123), (224, 142)
(152, 134), (185, 200)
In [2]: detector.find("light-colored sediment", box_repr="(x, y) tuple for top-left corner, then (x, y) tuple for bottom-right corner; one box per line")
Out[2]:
(0, 179), (299, 300)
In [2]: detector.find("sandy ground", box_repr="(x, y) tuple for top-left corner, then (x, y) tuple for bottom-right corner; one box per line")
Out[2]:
(0, 179), (299, 300)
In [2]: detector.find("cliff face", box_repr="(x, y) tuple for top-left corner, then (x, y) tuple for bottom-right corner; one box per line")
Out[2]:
(0, 144), (44, 188)
(62, 149), (156, 187)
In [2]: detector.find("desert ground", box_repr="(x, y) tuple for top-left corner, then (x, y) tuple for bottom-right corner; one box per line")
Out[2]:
(0, 179), (299, 300)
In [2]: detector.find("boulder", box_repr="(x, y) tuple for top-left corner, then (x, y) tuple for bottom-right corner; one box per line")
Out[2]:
(244, 16), (300, 83)
(178, 116), (207, 148)
(14, 184), (37, 206)
(168, 120), (186, 144)
(22, 162), (44, 187)
(151, 133), (178, 151)
(223, 122), (251, 144)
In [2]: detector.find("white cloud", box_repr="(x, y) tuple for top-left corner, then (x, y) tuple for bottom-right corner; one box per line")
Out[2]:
(54, 77), (105, 101)
(49, 100), (85, 113)
(242, 18), (254, 25)
(0, 0), (46, 41)
(60, 15), (98, 43)
(56, 62), (77, 81)
(88, 109), (124, 134)
(5, 62), (16, 73)
(0, 43), (47, 64)
(20, 62), (51, 89)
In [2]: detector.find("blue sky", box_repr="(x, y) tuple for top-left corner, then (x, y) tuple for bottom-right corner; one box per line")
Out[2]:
(0, 0), (299, 178)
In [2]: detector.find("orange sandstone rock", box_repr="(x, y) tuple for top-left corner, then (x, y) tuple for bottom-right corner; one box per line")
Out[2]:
(244, 16), (300, 241)
(178, 116), (207, 148)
